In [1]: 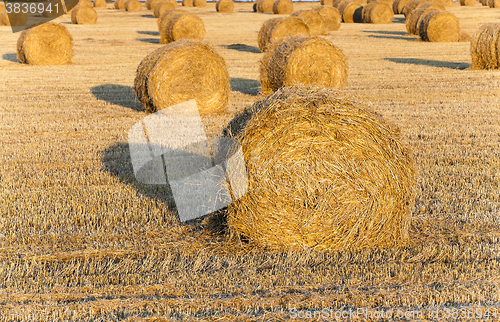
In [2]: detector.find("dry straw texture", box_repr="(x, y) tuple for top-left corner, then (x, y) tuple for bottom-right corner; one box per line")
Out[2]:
(273, 0), (293, 14)
(134, 40), (230, 115)
(17, 22), (73, 65)
(313, 6), (341, 31)
(402, 0), (443, 16)
(260, 36), (348, 93)
(71, 5), (98, 24)
(393, 0), (411, 13)
(193, 0), (206, 7)
(114, 0), (127, 9)
(367, 0), (393, 5)
(339, 1), (363, 23)
(488, 0), (500, 7)
(125, 0), (142, 11)
(321, 0), (334, 4)
(226, 86), (415, 251)
(0, 10), (27, 26)
(405, 2), (444, 35)
(182, 0), (193, 6)
(459, 0), (476, 5)
(41, 0), (68, 17)
(157, 9), (187, 30)
(94, 0), (107, 8)
(160, 13), (205, 44)
(291, 10), (327, 35)
(362, 1), (393, 23)
(419, 10), (460, 42)
(154, 2), (176, 17)
(470, 23), (500, 69)
(216, 0), (234, 12)
(257, 0), (274, 12)
(146, 0), (161, 9)
(257, 17), (310, 52)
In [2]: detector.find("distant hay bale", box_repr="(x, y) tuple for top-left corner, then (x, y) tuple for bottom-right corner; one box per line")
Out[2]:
(273, 0), (293, 14)
(333, 0), (345, 7)
(291, 10), (327, 35)
(441, 0), (452, 6)
(77, 0), (94, 7)
(257, 0), (274, 12)
(258, 17), (310, 52)
(134, 40), (230, 115)
(313, 6), (341, 31)
(488, 0), (500, 7)
(216, 0), (234, 12)
(470, 23), (500, 69)
(459, 31), (471, 42)
(94, 0), (107, 8)
(114, 0), (127, 9)
(17, 22), (73, 65)
(158, 9), (187, 30)
(160, 12), (205, 44)
(367, 0), (393, 5)
(362, 1), (393, 23)
(459, 0), (476, 5)
(146, 0), (161, 9)
(393, 0), (411, 13)
(125, 0), (142, 11)
(154, 2), (176, 17)
(0, 10), (28, 26)
(402, 0), (441, 16)
(405, 2), (444, 35)
(71, 5), (97, 24)
(193, 0), (206, 7)
(226, 85), (415, 251)
(260, 36), (348, 94)
(339, 1), (363, 23)
(321, 0), (334, 4)
(182, 0), (193, 6)
(419, 10), (460, 42)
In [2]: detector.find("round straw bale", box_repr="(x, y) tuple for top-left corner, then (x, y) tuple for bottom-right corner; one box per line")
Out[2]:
(313, 6), (341, 31)
(321, 0), (334, 4)
(160, 12), (205, 44)
(273, 0), (293, 14)
(459, 0), (476, 5)
(393, 0), (411, 13)
(0, 10), (28, 26)
(17, 22), (73, 65)
(339, 1), (363, 23)
(368, 0), (393, 5)
(146, 0), (161, 9)
(134, 40), (230, 115)
(257, 0), (274, 12)
(114, 0), (127, 9)
(94, 0), (107, 8)
(226, 85), (415, 251)
(291, 10), (327, 35)
(362, 2), (393, 23)
(216, 0), (234, 12)
(125, 0), (142, 11)
(77, 0), (94, 6)
(182, 0), (193, 6)
(158, 9), (187, 30)
(419, 10), (460, 42)
(154, 2), (176, 17)
(401, 0), (425, 16)
(470, 23), (500, 69)
(488, 0), (500, 7)
(333, 0), (345, 7)
(260, 36), (348, 94)
(441, 0), (452, 6)
(71, 5), (97, 23)
(258, 17), (310, 52)
(459, 31), (471, 42)
(405, 2), (443, 34)
(193, 0), (206, 7)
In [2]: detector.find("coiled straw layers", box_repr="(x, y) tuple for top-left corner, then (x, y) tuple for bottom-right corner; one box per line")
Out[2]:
(291, 10), (327, 35)
(470, 23), (500, 69)
(258, 17), (310, 52)
(260, 36), (348, 94)
(71, 5), (98, 24)
(159, 12), (205, 44)
(362, 1), (393, 23)
(134, 40), (230, 115)
(154, 2), (176, 18)
(313, 6), (341, 31)
(125, 0), (142, 11)
(226, 85), (415, 251)
(273, 0), (293, 14)
(419, 10), (460, 42)
(339, 1), (363, 23)
(216, 0), (234, 12)
(405, 2), (444, 35)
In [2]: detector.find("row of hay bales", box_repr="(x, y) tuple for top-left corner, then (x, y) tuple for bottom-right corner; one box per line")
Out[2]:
(479, 0), (500, 7)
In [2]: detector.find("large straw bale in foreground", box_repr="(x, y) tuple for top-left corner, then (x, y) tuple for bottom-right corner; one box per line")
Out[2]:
(226, 86), (415, 251)
(216, 0), (234, 12)
(17, 22), (73, 65)
(406, 2), (444, 35)
(292, 10), (327, 35)
(273, 0), (293, 14)
(362, 1), (393, 23)
(258, 17), (310, 52)
(313, 6), (341, 31)
(125, 0), (142, 11)
(339, 0), (363, 23)
(260, 36), (347, 93)
(419, 10), (460, 42)
(470, 23), (500, 69)
(71, 5), (98, 24)
(134, 40), (230, 115)
(160, 13), (205, 44)
(154, 2), (176, 17)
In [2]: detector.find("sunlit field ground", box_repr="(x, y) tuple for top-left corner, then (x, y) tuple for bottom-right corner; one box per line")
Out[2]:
(0, 1), (499, 320)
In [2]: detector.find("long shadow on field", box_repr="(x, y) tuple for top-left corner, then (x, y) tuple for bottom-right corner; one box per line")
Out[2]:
(137, 38), (160, 44)
(137, 30), (159, 36)
(220, 44), (261, 53)
(393, 17), (405, 23)
(363, 30), (408, 36)
(384, 57), (470, 70)
(141, 14), (155, 18)
(2, 53), (19, 63)
(367, 34), (416, 41)
(91, 84), (143, 111)
(230, 78), (260, 96)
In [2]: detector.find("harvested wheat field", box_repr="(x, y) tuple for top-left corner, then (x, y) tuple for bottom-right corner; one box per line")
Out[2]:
(0, 1), (500, 320)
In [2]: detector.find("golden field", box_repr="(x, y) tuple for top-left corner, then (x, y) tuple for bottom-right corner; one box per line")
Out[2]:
(0, 1), (499, 320)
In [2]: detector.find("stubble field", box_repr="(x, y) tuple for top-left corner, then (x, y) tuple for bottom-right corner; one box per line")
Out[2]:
(0, 1), (499, 320)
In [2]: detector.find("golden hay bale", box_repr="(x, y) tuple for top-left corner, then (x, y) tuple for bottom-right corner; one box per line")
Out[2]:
(114, 0), (127, 9)
(339, 1), (363, 23)
(0, 10), (28, 26)
(393, 0), (411, 13)
(470, 23), (500, 69)
(193, 0), (206, 7)
(333, 0), (345, 7)
(273, 0), (293, 14)
(94, 0), (107, 8)
(146, 0), (161, 9)
(216, 0), (234, 12)
(260, 36), (348, 94)
(71, 5), (97, 23)
(362, 1), (393, 23)
(459, 0), (476, 5)
(405, 2), (444, 34)
(402, 0), (441, 16)
(226, 85), (415, 251)
(321, 0), (334, 4)
(441, 0), (452, 6)
(291, 10), (327, 35)
(368, 0), (393, 5)
(154, 2), (176, 17)
(459, 31), (471, 42)
(17, 22), (73, 65)
(488, 0), (500, 7)
(419, 10), (460, 42)
(158, 9), (187, 30)
(313, 6), (341, 31)
(134, 40), (230, 115)
(258, 17), (310, 52)
(125, 0), (142, 11)
(257, 0), (274, 12)
(160, 13), (205, 44)
(77, 0), (94, 6)
(182, 0), (193, 6)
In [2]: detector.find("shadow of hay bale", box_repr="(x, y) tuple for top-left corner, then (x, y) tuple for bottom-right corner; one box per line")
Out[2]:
(2, 53), (19, 62)
(384, 57), (470, 69)
(230, 78), (260, 96)
(141, 14), (155, 18)
(137, 30), (160, 36)
(221, 43), (261, 53)
(363, 30), (408, 35)
(367, 34), (417, 40)
(91, 84), (143, 111)
(137, 38), (160, 44)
